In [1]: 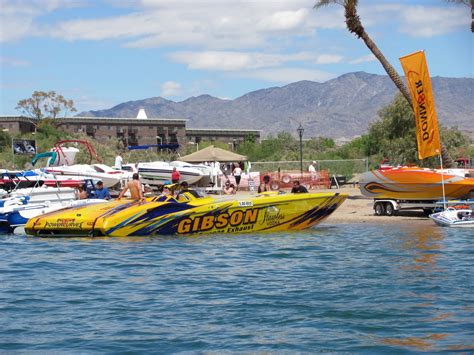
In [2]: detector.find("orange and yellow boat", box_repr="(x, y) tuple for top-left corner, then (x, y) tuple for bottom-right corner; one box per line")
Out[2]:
(360, 166), (474, 201)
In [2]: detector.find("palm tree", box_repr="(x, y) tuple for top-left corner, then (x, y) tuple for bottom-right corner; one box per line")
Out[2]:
(314, 0), (454, 167)
(445, 0), (473, 32)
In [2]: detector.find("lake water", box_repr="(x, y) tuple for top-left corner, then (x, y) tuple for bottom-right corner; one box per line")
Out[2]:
(0, 223), (472, 352)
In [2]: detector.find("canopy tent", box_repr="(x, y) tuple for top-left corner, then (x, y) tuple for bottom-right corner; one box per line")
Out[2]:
(180, 145), (247, 163)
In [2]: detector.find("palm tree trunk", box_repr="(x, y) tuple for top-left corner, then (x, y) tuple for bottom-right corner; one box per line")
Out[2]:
(358, 32), (412, 106)
(343, 0), (454, 167)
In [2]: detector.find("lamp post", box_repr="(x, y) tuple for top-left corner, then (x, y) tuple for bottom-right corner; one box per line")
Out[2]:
(297, 124), (304, 177)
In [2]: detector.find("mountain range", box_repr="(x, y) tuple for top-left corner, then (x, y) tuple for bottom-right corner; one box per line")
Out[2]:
(79, 71), (474, 139)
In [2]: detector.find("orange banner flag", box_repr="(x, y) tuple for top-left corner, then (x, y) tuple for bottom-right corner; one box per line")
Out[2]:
(399, 51), (441, 160)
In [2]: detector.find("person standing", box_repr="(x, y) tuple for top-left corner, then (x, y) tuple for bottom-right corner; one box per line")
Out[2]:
(308, 161), (318, 189)
(115, 152), (123, 170)
(233, 163), (242, 191)
(171, 167), (181, 184)
(118, 173), (145, 201)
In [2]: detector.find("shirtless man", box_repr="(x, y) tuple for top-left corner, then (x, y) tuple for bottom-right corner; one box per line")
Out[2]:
(118, 173), (145, 201)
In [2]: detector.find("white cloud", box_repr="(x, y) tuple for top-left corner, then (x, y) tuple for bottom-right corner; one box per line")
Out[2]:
(0, 0), (81, 42)
(0, 56), (30, 67)
(36, 1), (329, 50)
(315, 54), (343, 64)
(161, 81), (182, 97)
(168, 51), (312, 71)
(256, 8), (309, 32)
(349, 54), (376, 65)
(358, 3), (469, 38)
(237, 68), (336, 83)
(398, 6), (469, 37)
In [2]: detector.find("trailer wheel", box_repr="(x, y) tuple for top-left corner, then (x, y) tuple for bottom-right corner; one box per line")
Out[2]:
(385, 203), (396, 216)
(374, 202), (385, 216)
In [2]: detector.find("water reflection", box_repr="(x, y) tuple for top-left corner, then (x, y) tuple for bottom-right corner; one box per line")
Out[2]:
(400, 224), (445, 272)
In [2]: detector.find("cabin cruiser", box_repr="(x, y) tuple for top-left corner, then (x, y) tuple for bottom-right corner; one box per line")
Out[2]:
(25, 191), (348, 237)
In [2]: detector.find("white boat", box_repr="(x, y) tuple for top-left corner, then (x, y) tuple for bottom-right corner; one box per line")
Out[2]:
(8, 185), (77, 204)
(137, 161), (207, 186)
(37, 140), (132, 189)
(430, 207), (474, 227)
(45, 164), (129, 188)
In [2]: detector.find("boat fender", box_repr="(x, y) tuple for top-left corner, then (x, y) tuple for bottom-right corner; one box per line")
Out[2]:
(270, 182), (280, 191)
(453, 205), (469, 210)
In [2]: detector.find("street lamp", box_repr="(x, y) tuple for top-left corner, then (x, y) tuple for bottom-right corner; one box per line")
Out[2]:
(297, 124), (304, 177)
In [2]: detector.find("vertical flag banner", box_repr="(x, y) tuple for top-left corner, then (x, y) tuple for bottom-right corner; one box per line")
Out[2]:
(399, 51), (441, 160)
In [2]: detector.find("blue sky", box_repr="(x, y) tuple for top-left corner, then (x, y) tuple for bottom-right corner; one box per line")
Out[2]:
(0, 0), (472, 115)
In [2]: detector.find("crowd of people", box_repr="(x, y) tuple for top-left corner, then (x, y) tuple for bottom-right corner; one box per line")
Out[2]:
(76, 156), (315, 201)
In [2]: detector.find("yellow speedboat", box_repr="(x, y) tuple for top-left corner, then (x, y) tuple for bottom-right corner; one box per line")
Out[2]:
(25, 191), (347, 237)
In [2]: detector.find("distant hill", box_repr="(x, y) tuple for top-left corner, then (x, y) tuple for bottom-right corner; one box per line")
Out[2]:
(78, 72), (474, 139)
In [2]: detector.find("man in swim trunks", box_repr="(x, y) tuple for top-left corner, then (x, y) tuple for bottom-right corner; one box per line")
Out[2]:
(118, 173), (145, 201)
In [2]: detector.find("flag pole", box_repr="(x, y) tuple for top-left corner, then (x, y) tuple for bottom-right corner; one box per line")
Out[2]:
(439, 150), (447, 210)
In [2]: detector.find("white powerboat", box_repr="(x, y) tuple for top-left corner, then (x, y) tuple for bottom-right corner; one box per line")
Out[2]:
(45, 164), (124, 188)
(137, 161), (208, 186)
(430, 207), (474, 227)
(36, 140), (132, 189)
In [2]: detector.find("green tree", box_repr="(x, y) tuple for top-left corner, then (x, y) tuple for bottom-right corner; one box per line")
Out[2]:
(363, 95), (471, 167)
(16, 91), (77, 121)
(0, 130), (11, 150)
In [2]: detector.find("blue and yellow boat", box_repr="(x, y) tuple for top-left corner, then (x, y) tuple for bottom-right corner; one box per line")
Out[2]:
(25, 191), (347, 237)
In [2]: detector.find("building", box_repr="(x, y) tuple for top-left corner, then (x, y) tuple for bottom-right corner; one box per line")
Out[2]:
(0, 115), (261, 151)
(186, 128), (261, 151)
(57, 116), (187, 148)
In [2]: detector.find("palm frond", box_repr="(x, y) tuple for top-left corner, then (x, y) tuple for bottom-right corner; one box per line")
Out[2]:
(313, 0), (338, 9)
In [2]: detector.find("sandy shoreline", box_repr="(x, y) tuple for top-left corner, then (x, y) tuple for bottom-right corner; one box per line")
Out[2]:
(322, 188), (430, 225)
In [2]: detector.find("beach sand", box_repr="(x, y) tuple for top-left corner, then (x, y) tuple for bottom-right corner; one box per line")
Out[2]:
(320, 187), (430, 225)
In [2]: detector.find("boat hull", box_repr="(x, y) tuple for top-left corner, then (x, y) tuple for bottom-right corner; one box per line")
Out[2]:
(25, 192), (347, 237)
(138, 162), (204, 185)
(360, 167), (474, 200)
(429, 208), (474, 227)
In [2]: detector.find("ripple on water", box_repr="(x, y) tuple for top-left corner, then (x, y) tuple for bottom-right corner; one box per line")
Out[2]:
(0, 224), (473, 352)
